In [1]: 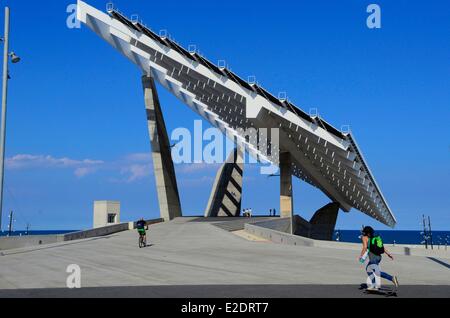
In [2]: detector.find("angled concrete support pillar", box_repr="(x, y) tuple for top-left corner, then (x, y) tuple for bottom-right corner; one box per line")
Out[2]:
(293, 202), (340, 241)
(204, 147), (244, 217)
(280, 152), (294, 233)
(309, 202), (340, 241)
(142, 75), (182, 221)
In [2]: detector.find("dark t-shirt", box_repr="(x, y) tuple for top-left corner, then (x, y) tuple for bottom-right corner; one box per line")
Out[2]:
(136, 220), (146, 229)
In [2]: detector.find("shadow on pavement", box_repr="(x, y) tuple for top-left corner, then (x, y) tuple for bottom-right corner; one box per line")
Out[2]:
(427, 257), (450, 269)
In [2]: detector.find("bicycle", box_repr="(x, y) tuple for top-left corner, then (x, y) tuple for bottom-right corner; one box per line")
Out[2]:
(138, 232), (147, 248)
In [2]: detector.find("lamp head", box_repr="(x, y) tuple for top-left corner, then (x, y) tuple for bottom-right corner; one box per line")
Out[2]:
(9, 52), (20, 64)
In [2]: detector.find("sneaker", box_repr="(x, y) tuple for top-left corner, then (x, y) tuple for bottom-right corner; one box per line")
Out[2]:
(393, 276), (399, 288)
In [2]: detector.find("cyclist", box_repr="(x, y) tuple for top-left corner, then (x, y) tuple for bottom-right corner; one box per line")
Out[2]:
(136, 218), (148, 247)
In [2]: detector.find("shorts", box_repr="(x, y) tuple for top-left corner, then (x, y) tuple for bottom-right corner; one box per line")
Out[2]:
(137, 229), (146, 235)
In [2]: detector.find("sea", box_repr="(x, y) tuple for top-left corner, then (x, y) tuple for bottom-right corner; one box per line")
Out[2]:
(333, 230), (450, 245)
(0, 230), (77, 237)
(1, 229), (449, 246)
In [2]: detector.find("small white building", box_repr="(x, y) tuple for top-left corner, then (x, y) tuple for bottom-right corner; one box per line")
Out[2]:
(93, 201), (120, 229)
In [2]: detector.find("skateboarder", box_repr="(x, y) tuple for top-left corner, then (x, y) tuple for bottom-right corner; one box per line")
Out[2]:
(358, 226), (399, 291)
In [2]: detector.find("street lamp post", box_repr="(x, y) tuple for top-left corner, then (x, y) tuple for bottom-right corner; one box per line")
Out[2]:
(422, 215), (428, 249)
(0, 7), (20, 231)
(7, 210), (13, 236)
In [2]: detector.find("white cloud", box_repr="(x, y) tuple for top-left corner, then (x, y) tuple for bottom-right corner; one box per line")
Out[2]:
(111, 152), (153, 183)
(124, 153), (152, 163)
(5, 152), (232, 183)
(5, 153), (154, 182)
(120, 163), (153, 183)
(74, 167), (98, 178)
(6, 154), (104, 178)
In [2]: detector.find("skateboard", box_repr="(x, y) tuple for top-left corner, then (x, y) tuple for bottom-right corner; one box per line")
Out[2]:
(360, 284), (398, 297)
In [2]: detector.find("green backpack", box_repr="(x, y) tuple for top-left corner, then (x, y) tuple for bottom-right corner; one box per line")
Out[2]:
(368, 235), (385, 256)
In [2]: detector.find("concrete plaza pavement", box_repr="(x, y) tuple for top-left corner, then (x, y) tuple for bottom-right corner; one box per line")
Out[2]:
(0, 218), (449, 297)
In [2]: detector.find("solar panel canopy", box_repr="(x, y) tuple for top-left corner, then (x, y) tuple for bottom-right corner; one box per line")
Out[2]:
(77, 1), (397, 227)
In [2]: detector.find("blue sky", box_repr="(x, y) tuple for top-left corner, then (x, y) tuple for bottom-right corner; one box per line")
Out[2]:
(0, 0), (448, 231)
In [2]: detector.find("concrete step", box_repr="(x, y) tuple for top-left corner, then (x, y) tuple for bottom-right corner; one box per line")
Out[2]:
(211, 217), (276, 232)
(170, 216), (280, 232)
